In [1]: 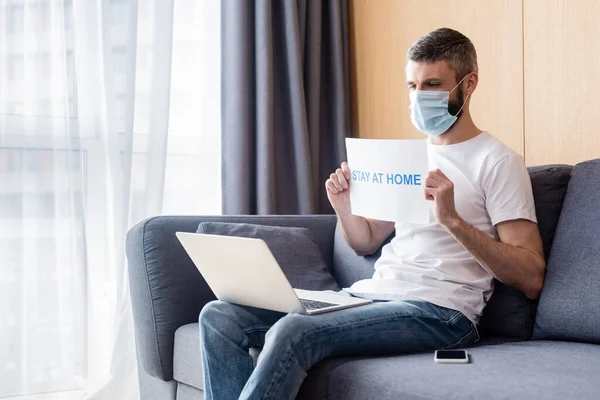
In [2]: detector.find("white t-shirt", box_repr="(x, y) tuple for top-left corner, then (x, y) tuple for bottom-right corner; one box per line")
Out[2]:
(344, 131), (537, 325)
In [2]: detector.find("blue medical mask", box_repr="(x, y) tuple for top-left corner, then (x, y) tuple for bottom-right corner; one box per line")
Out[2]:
(409, 76), (470, 136)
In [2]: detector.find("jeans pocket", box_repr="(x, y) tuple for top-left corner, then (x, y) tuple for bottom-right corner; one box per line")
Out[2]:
(442, 325), (477, 350)
(444, 310), (464, 325)
(441, 324), (478, 350)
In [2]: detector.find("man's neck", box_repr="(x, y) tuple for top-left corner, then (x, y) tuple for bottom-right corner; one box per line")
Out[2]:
(429, 112), (482, 145)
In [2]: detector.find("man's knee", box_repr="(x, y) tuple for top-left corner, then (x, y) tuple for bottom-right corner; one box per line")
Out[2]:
(266, 313), (312, 345)
(264, 313), (321, 368)
(199, 300), (232, 328)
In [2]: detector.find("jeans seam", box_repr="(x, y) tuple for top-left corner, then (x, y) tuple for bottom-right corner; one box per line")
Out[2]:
(403, 301), (462, 325)
(440, 325), (477, 350)
(443, 311), (463, 325)
(258, 344), (297, 400)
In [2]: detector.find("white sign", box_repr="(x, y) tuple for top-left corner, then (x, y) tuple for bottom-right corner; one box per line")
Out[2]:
(345, 138), (430, 224)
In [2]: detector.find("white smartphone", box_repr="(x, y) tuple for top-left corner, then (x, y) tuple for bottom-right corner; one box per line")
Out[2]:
(434, 350), (469, 364)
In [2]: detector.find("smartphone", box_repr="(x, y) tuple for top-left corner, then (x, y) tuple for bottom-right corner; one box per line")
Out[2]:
(434, 349), (469, 364)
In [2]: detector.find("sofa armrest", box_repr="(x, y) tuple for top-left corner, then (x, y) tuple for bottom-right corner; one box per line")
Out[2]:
(126, 214), (337, 381)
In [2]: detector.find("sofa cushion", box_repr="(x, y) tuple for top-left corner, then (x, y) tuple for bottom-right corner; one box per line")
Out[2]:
(332, 225), (392, 288)
(173, 323), (204, 390)
(176, 382), (203, 400)
(527, 165), (574, 259)
(173, 325), (600, 400)
(478, 283), (537, 339)
(310, 340), (600, 400)
(197, 222), (340, 291)
(534, 159), (600, 343)
(479, 164), (572, 339)
(174, 323), (261, 392)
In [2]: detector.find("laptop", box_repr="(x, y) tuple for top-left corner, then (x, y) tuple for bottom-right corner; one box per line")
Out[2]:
(176, 232), (372, 315)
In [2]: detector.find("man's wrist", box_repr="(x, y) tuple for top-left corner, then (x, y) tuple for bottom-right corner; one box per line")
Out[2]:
(441, 214), (464, 232)
(334, 207), (353, 219)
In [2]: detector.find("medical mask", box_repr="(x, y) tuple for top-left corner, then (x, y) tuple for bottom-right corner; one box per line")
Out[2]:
(409, 76), (470, 136)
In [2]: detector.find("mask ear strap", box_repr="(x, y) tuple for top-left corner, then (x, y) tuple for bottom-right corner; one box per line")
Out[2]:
(455, 92), (470, 116)
(450, 73), (471, 116)
(449, 74), (470, 94)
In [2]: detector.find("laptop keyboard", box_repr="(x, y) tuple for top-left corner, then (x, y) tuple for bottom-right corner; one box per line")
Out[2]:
(299, 298), (339, 310)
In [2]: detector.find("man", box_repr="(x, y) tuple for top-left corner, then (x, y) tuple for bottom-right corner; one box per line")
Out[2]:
(200, 28), (545, 400)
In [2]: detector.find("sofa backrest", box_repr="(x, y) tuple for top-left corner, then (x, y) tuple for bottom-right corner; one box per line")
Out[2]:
(332, 164), (573, 339)
(479, 165), (573, 338)
(332, 226), (383, 288)
(533, 159), (600, 343)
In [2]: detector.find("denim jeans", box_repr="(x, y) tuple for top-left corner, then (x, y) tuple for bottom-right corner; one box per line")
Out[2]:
(199, 293), (478, 400)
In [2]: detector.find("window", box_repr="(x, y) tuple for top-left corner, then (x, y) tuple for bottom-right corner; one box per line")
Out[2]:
(0, 0), (221, 397)
(0, 148), (87, 397)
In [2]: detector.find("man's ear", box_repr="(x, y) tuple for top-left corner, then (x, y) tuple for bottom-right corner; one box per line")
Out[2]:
(465, 72), (479, 96)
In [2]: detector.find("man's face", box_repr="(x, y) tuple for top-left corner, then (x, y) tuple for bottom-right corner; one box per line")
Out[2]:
(406, 60), (465, 117)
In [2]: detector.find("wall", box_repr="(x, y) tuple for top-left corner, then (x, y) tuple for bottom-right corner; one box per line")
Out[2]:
(523, 0), (600, 165)
(349, 0), (600, 165)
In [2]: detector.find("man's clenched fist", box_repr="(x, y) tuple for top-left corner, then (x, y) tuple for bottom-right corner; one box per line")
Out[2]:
(325, 162), (352, 215)
(424, 169), (460, 229)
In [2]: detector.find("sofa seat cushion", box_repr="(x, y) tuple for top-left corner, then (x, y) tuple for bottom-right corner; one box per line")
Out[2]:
(311, 340), (600, 400)
(176, 382), (204, 400)
(174, 324), (600, 400)
(173, 323), (204, 390)
(173, 323), (261, 391)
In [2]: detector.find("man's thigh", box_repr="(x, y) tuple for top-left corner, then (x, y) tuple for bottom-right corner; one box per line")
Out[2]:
(265, 300), (477, 360)
(200, 300), (287, 349)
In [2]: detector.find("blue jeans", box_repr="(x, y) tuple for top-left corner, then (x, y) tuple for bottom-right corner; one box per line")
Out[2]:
(199, 294), (478, 400)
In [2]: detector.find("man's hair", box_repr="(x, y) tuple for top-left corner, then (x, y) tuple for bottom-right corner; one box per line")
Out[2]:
(407, 28), (478, 83)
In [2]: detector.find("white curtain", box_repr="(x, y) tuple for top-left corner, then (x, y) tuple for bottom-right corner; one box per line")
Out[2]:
(0, 0), (221, 399)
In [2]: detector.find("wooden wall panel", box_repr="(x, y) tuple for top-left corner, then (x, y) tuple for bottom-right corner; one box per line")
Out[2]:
(524, 0), (600, 165)
(349, 0), (524, 155)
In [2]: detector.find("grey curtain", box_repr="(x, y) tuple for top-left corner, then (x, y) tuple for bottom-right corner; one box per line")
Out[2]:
(221, 0), (350, 215)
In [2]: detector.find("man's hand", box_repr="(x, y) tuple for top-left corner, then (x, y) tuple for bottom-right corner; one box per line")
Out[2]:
(424, 169), (460, 229)
(325, 161), (395, 256)
(325, 162), (352, 215)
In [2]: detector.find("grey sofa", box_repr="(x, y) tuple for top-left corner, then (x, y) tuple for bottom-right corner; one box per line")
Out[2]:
(127, 159), (600, 400)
